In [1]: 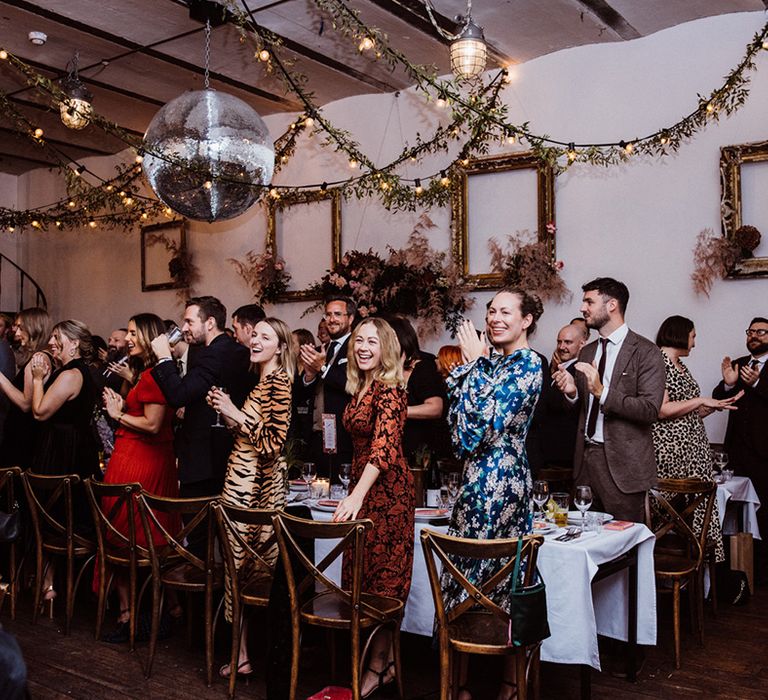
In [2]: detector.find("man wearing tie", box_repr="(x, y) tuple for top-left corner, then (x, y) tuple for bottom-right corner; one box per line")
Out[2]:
(298, 296), (356, 478)
(553, 278), (665, 521)
(713, 316), (768, 579)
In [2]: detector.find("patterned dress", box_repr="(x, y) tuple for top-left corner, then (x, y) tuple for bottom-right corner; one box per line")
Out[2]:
(441, 349), (542, 612)
(221, 369), (292, 622)
(652, 352), (724, 562)
(342, 381), (414, 602)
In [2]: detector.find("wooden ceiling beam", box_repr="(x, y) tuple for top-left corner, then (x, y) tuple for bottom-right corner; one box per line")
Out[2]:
(7, 0), (301, 109)
(0, 126), (120, 157)
(575, 0), (641, 40)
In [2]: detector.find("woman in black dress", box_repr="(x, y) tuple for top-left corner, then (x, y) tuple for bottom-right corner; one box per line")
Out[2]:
(0, 308), (52, 469)
(29, 319), (100, 606)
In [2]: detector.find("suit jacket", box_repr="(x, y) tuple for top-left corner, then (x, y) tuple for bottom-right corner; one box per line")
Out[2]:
(152, 333), (253, 486)
(713, 355), (768, 471)
(541, 360), (579, 466)
(297, 336), (352, 457)
(525, 350), (551, 473)
(573, 330), (665, 493)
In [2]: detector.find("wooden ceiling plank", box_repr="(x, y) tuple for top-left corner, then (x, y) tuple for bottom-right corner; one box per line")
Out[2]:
(574, 0), (641, 40)
(7, 0), (301, 109)
(0, 126), (119, 157)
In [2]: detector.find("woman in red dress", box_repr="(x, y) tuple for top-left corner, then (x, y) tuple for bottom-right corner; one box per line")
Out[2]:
(101, 313), (179, 639)
(333, 317), (414, 698)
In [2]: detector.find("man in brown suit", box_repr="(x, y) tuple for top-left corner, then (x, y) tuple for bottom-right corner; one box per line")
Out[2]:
(553, 277), (665, 521)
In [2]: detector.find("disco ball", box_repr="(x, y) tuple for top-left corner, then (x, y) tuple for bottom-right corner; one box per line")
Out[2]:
(142, 89), (274, 222)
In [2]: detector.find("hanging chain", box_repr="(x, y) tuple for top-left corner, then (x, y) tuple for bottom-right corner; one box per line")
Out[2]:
(423, 0), (471, 41)
(204, 19), (211, 89)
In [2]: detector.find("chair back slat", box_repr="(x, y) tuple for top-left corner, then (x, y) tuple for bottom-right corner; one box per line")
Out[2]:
(272, 512), (374, 623)
(84, 479), (145, 558)
(421, 529), (545, 637)
(22, 472), (85, 548)
(136, 493), (215, 571)
(0, 467), (20, 513)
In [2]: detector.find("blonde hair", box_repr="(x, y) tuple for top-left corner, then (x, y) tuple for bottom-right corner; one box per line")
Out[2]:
(255, 317), (296, 381)
(52, 319), (94, 363)
(346, 318), (404, 395)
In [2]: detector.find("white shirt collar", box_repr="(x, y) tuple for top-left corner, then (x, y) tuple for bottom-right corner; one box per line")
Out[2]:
(600, 323), (628, 346)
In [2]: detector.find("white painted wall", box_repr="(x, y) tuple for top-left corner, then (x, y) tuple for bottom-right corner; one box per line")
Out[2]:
(4, 11), (768, 441)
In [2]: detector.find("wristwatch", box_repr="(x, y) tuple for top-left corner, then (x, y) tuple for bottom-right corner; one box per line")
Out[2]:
(321, 363), (328, 374)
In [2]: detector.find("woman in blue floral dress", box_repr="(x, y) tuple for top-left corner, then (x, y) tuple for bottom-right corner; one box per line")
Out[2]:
(441, 288), (544, 700)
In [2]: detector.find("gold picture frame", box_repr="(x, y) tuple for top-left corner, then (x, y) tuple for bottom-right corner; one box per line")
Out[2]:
(266, 189), (342, 300)
(141, 219), (186, 292)
(451, 152), (556, 289)
(721, 140), (768, 278)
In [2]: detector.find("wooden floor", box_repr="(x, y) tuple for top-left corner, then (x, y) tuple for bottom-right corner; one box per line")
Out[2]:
(3, 586), (768, 699)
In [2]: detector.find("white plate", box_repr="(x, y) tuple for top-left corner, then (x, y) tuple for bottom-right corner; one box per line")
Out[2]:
(567, 511), (613, 525)
(415, 508), (450, 522)
(311, 500), (340, 513)
(531, 521), (556, 534)
(289, 480), (309, 492)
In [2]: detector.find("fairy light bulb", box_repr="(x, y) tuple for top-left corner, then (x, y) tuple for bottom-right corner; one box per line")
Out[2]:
(68, 200), (76, 208)
(436, 95), (447, 109)
(269, 188), (280, 199)
(706, 102), (715, 113)
(304, 116), (314, 128)
(440, 171), (450, 187)
(33, 128), (44, 139)
(0, 50), (8, 60)
(31, 220), (41, 228)
(414, 179), (423, 195)
(567, 143), (577, 162)
(349, 158), (358, 169)
(203, 180), (213, 190)
(258, 49), (270, 62)
(358, 36), (375, 52)
(88, 220), (97, 228)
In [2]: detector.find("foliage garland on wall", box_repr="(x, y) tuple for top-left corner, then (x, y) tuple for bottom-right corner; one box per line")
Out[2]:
(0, 11), (766, 232)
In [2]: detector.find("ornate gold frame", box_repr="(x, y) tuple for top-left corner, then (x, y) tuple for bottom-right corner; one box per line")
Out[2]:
(451, 152), (556, 289)
(266, 189), (342, 300)
(720, 140), (768, 278)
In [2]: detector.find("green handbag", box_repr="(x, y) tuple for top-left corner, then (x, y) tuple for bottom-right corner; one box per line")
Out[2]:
(506, 536), (550, 647)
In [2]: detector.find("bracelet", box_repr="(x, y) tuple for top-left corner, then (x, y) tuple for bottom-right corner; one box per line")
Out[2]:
(117, 412), (124, 424)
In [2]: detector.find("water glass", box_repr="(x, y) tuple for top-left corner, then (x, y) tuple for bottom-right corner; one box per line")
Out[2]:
(330, 484), (346, 500)
(339, 463), (352, 495)
(551, 492), (569, 527)
(532, 480), (549, 520)
(584, 511), (603, 533)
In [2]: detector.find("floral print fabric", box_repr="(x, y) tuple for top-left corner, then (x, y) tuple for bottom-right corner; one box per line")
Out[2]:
(441, 348), (542, 612)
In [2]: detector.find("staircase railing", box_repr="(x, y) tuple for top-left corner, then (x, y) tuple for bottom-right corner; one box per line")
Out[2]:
(0, 254), (47, 311)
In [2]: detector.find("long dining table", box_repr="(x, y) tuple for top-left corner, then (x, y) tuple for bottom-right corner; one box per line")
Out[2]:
(308, 507), (657, 671)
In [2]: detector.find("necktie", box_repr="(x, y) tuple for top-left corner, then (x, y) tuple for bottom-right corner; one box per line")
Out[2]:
(325, 341), (338, 366)
(586, 338), (609, 438)
(750, 359), (760, 370)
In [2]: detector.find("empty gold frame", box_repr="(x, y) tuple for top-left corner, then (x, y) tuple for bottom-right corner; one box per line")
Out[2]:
(266, 189), (342, 300)
(141, 219), (186, 292)
(451, 152), (556, 289)
(721, 140), (768, 278)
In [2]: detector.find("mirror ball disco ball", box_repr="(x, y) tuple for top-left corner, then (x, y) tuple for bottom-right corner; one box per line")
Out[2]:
(142, 89), (274, 222)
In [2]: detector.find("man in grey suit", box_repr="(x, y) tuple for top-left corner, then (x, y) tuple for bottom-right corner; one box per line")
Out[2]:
(553, 277), (665, 521)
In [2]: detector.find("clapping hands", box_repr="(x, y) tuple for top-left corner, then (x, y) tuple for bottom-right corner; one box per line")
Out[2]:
(456, 319), (488, 364)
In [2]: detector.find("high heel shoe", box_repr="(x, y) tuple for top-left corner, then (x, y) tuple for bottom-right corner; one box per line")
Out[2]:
(41, 585), (57, 619)
(219, 660), (253, 679)
(361, 660), (396, 699)
(102, 609), (130, 644)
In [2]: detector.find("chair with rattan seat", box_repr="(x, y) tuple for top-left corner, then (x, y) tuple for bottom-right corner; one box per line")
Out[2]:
(22, 471), (96, 635)
(136, 492), (222, 683)
(421, 529), (546, 700)
(212, 502), (280, 698)
(272, 511), (405, 700)
(84, 479), (154, 653)
(645, 477), (716, 669)
(0, 467), (22, 619)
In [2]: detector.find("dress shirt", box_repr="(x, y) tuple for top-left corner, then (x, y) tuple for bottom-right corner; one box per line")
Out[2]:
(586, 323), (629, 443)
(320, 332), (350, 379)
(723, 351), (767, 390)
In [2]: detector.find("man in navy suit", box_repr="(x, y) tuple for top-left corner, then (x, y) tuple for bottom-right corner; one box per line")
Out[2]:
(151, 296), (252, 499)
(298, 295), (356, 478)
(553, 278), (665, 522)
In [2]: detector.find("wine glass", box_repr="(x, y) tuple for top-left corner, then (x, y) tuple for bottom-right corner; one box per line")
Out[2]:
(532, 480), (549, 522)
(211, 386), (228, 427)
(446, 472), (461, 507)
(574, 484), (593, 532)
(302, 462), (317, 494)
(339, 463), (352, 495)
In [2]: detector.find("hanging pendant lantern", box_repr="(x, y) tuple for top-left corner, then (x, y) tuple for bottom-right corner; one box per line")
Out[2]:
(59, 53), (93, 130)
(450, 18), (487, 78)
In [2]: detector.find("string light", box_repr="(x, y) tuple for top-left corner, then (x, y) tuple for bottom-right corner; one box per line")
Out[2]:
(0, 50), (8, 60)
(459, 156), (469, 167)
(258, 49), (270, 62)
(164, 207), (173, 216)
(414, 178), (423, 195)
(304, 115), (315, 128)
(88, 220), (97, 228)
(358, 36), (375, 52)
(33, 128), (44, 139)
(31, 220), (41, 228)
(203, 180), (213, 190)
(68, 200), (76, 208)
(134, 152), (144, 164)
(440, 171), (450, 186)
(320, 182), (328, 192)
(436, 94), (447, 109)
(269, 188), (280, 199)
(706, 102), (715, 113)
(659, 131), (669, 146)
(567, 143), (577, 162)
(349, 158), (358, 169)
(124, 196), (134, 205)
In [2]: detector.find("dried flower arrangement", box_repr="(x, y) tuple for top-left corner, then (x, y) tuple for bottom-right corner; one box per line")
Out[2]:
(488, 225), (569, 303)
(305, 214), (473, 338)
(691, 226), (761, 296)
(228, 247), (291, 305)
(144, 230), (199, 301)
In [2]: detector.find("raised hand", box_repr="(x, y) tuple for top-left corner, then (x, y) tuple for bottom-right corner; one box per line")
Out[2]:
(552, 366), (577, 398)
(575, 360), (604, 398)
(721, 356), (738, 385)
(456, 318), (487, 364)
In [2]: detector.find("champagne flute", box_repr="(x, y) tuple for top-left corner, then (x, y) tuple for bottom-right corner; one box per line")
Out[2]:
(211, 386), (228, 427)
(574, 484), (593, 533)
(302, 462), (317, 494)
(532, 480), (549, 522)
(339, 463), (352, 496)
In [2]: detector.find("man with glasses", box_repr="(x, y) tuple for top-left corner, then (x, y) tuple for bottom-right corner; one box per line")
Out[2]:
(714, 317), (768, 583)
(298, 296), (356, 478)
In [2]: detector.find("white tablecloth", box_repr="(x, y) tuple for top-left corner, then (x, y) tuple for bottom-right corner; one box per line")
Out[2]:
(717, 476), (762, 540)
(311, 508), (656, 671)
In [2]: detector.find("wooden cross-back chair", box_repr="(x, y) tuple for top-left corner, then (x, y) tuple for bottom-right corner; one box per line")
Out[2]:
(0, 467), (22, 619)
(136, 492), (222, 683)
(645, 478), (716, 669)
(272, 512), (405, 700)
(84, 479), (154, 654)
(22, 471), (96, 635)
(213, 502), (278, 699)
(421, 529), (546, 700)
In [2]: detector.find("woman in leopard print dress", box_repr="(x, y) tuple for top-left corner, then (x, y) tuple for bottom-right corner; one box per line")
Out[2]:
(652, 316), (742, 563)
(207, 317), (295, 678)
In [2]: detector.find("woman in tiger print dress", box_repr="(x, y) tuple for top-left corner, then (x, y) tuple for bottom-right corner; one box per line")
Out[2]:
(207, 317), (295, 678)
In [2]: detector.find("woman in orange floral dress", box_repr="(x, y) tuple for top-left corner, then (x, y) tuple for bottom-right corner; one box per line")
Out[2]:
(333, 317), (413, 698)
